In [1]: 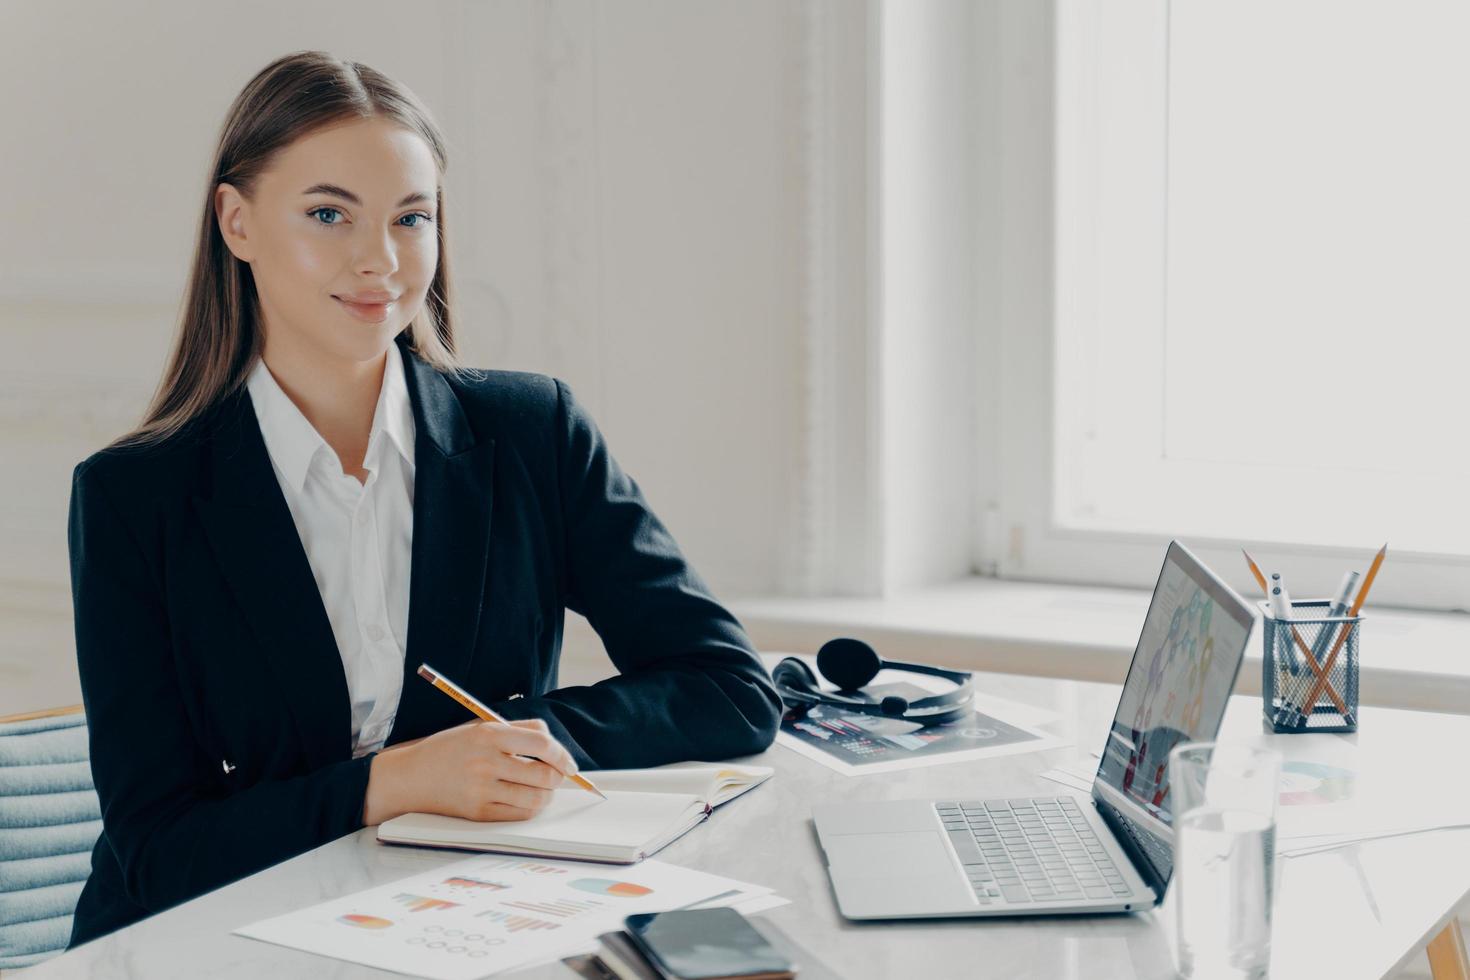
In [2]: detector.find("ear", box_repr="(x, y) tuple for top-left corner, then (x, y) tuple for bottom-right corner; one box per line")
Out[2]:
(214, 182), (254, 262)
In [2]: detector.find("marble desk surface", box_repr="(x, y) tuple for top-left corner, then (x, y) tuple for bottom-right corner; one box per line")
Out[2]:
(24, 666), (1470, 980)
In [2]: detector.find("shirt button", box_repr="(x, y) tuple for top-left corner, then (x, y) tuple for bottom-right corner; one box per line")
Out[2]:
(356, 508), (370, 525)
(365, 623), (385, 641)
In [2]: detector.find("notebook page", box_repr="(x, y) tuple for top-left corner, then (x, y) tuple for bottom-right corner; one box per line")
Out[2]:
(571, 762), (773, 805)
(580, 768), (719, 798)
(381, 789), (703, 852)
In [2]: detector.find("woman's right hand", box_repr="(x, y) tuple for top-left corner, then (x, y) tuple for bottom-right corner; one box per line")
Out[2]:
(365, 718), (579, 826)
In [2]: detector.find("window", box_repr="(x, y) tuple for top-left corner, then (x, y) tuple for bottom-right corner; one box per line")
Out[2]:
(998, 0), (1470, 610)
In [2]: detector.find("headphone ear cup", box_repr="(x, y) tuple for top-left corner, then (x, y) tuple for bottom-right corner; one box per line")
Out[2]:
(816, 637), (883, 691)
(879, 695), (911, 717)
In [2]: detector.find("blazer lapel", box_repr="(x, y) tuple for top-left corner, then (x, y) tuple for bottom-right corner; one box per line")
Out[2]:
(193, 386), (353, 772)
(192, 334), (495, 770)
(387, 334), (496, 745)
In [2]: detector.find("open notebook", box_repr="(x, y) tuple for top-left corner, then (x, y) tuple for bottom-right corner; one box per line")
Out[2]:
(375, 761), (773, 864)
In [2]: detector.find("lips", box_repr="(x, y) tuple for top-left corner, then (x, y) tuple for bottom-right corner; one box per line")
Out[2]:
(334, 296), (394, 322)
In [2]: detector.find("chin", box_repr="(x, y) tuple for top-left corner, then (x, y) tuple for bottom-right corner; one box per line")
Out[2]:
(339, 313), (403, 345)
(308, 327), (398, 366)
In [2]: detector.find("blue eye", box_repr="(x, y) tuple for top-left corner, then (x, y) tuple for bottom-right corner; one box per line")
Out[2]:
(307, 207), (435, 229)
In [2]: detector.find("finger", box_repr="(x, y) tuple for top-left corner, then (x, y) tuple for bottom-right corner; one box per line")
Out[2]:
(489, 726), (577, 773)
(509, 718), (549, 733)
(494, 753), (567, 791)
(473, 801), (539, 823)
(486, 779), (554, 813)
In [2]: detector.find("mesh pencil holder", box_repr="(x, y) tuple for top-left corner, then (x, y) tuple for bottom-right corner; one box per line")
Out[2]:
(1261, 599), (1361, 733)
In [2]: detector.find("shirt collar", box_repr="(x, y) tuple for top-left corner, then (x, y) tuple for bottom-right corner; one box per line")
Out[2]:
(373, 338), (417, 473)
(245, 340), (417, 495)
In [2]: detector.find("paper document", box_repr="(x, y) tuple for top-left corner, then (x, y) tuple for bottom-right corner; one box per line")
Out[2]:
(1038, 765), (1095, 794)
(777, 680), (1065, 776)
(764, 653), (1067, 776)
(234, 853), (777, 980)
(1196, 729), (1470, 859)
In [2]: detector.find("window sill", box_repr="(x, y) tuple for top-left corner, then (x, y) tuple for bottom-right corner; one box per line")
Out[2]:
(730, 577), (1470, 715)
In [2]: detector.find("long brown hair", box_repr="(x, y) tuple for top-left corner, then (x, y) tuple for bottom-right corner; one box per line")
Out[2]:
(109, 50), (467, 451)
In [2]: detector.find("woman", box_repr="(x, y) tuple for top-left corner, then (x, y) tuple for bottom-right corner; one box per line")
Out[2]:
(66, 51), (782, 949)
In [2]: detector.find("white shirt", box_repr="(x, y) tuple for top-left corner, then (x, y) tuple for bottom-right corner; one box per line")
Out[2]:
(246, 341), (416, 759)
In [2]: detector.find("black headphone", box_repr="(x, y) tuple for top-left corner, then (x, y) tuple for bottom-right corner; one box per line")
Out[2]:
(772, 637), (974, 728)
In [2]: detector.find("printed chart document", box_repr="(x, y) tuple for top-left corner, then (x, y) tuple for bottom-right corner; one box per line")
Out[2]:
(377, 762), (773, 863)
(234, 853), (776, 980)
(1259, 730), (1470, 857)
(761, 654), (1066, 776)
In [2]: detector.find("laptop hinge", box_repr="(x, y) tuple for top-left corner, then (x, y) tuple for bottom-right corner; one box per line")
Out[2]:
(1093, 792), (1169, 903)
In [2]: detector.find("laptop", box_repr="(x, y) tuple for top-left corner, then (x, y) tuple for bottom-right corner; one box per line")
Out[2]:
(812, 539), (1254, 919)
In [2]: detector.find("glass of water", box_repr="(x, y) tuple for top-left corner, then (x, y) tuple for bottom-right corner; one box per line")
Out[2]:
(1170, 741), (1282, 980)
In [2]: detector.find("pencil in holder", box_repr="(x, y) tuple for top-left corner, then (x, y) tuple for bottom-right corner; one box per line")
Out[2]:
(1260, 599), (1360, 734)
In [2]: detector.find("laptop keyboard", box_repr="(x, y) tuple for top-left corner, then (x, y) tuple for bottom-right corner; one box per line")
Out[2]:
(935, 797), (1135, 905)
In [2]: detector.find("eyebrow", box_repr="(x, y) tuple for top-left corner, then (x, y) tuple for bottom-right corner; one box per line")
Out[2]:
(300, 183), (434, 207)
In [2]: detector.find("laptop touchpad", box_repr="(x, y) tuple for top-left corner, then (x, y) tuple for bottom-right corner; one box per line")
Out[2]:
(822, 831), (955, 879)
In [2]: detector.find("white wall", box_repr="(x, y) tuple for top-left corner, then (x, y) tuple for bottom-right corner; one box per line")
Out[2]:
(0, 0), (1001, 715)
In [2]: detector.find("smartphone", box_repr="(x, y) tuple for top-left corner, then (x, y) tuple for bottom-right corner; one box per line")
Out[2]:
(623, 908), (796, 980)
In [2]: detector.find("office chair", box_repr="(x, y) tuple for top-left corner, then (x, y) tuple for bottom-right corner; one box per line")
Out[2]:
(0, 705), (99, 973)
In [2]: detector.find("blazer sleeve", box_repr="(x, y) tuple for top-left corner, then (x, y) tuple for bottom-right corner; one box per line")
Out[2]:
(492, 379), (783, 769)
(68, 460), (375, 916)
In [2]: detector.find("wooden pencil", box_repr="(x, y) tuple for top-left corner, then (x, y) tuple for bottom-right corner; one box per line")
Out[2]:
(1293, 544), (1387, 725)
(416, 663), (606, 800)
(1243, 549), (1350, 718)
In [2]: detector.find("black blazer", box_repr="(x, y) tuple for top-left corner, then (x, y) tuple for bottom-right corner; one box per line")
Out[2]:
(65, 333), (782, 948)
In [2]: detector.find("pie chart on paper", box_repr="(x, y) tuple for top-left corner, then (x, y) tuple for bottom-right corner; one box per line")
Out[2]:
(1279, 761), (1356, 806)
(337, 914), (394, 929)
(570, 878), (653, 898)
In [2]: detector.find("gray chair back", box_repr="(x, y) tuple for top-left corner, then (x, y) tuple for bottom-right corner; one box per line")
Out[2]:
(0, 707), (99, 971)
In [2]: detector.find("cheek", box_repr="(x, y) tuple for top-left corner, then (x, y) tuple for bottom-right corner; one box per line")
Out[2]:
(278, 231), (338, 282)
(254, 223), (337, 299)
(405, 235), (439, 284)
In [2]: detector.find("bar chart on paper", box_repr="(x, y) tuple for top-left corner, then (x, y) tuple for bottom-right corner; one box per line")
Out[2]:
(570, 878), (654, 898)
(234, 853), (768, 980)
(392, 892), (460, 913)
(499, 895), (605, 919)
(475, 908), (565, 934)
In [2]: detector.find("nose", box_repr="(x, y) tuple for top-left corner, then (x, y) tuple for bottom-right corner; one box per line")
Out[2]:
(352, 223), (400, 278)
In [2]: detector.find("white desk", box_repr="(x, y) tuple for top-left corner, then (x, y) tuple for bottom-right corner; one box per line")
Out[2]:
(22, 667), (1470, 979)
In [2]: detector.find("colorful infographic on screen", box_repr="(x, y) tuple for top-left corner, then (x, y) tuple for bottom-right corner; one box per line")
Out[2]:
(1096, 558), (1249, 825)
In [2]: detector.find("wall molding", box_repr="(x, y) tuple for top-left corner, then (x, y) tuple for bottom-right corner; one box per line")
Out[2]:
(788, 0), (883, 597)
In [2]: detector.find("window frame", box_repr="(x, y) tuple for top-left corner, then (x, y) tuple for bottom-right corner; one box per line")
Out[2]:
(985, 0), (1470, 614)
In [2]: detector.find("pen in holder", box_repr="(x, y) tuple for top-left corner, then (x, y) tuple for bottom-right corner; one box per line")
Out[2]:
(1261, 599), (1360, 733)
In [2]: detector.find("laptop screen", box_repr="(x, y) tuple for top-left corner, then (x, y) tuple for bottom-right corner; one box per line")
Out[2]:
(1092, 540), (1254, 887)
